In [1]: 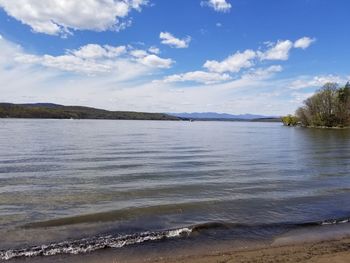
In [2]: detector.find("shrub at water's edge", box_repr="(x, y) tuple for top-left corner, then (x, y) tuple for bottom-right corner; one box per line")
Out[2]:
(281, 115), (299, 126)
(283, 82), (350, 128)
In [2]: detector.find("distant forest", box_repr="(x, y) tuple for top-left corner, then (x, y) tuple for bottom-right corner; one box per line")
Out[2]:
(0, 103), (180, 121)
(283, 82), (350, 128)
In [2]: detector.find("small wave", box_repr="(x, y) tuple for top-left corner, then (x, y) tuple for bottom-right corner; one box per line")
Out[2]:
(0, 227), (192, 261)
(23, 202), (217, 228)
(1, 216), (349, 260)
(188, 217), (350, 236)
(191, 221), (237, 232)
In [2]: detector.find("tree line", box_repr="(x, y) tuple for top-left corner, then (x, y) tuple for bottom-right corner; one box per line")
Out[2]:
(0, 103), (180, 121)
(282, 82), (350, 127)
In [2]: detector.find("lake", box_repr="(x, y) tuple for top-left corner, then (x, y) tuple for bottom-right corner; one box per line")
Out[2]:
(0, 119), (350, 260)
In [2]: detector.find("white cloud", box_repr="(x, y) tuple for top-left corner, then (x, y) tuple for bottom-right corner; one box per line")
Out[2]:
(242, 65), (283, 80)
(163, 71), (231, 84)
(160, 32), (191, 49)
(129, 49), (149, 58)
(17, 54), (112, 74)
(136, 54), (173, 69)
(14, 43), (174, 75)
(294, 37), (316, 49)
(289, 75), (349, 90)
(0, 0), (147, 36)
(162, 66), (282, 85)
(148, 46), (160, 54)
(258, 40), (294, 61)
(71, 44), (127, 59)
(129, 48), (174, 68)
(159, 37), (313, 85)
(201, 0), (232, 12)
(259, 37), (315, 61)
(203, 38), (302, 75)
(204, 50), (256, 73)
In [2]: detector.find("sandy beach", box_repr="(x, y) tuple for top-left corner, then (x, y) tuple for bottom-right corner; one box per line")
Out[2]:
(151, 238), (350, 263)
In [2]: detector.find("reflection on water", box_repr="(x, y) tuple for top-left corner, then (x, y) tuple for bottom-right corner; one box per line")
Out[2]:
(0, 119), (350, 256)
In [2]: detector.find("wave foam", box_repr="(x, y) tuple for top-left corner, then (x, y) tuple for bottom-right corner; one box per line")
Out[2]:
(0, 227), (192, 261)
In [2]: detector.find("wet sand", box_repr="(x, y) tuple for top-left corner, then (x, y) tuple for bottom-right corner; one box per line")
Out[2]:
(152, 238), (350, 263)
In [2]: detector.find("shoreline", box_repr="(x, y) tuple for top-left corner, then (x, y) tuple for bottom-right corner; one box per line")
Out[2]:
(11, 236), (350, 263)
(283, 124), (350, 129)
(9, 224), (350, 263)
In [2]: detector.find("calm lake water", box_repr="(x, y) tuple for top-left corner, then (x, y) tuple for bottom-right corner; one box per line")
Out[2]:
(0, 119), (350, 260)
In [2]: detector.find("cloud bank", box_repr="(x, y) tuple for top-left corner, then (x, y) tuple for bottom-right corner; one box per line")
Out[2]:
(163, 37), (315, 84)
(0, 35), (340, 116)
(15, 43), (174, 76)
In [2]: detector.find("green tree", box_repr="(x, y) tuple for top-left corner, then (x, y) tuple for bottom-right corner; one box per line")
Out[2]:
(294, 83), (350, 127)
(336, 82), (350, 126)
(282, 115), (299, 126)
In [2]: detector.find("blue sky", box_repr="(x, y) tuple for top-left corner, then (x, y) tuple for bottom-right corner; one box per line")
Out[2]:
(0, 0), (349, 115)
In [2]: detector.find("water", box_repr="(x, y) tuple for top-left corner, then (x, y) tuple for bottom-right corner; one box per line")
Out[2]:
(0, 119), (350, 260)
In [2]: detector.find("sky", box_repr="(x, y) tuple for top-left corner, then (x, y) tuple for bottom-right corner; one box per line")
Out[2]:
(0, 0), (349, 115)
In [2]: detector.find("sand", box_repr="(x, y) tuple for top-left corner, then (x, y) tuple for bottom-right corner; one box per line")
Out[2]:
(149, 238), (350, 263)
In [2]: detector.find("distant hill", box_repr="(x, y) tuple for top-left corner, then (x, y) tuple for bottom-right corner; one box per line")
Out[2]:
(169, 112), (277, 120)
(0, 103), (180, 121)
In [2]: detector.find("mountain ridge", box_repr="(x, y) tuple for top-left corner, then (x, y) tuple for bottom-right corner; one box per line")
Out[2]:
(169, 112), (277, 120)
(0, 103), (179, 120)
(0, 103), (280, 122)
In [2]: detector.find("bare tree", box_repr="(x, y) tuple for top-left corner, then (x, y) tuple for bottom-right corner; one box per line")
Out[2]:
(294, 83), (350, 127)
